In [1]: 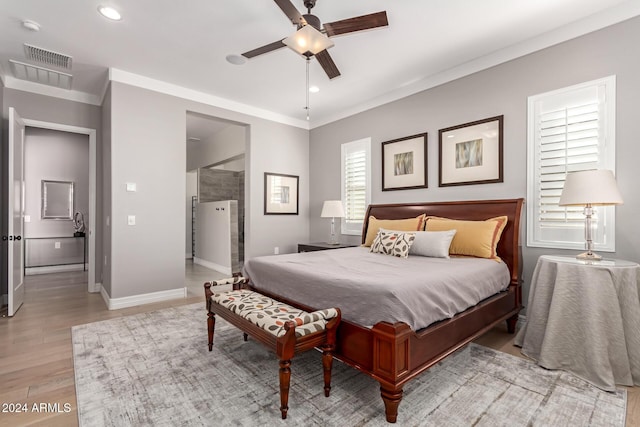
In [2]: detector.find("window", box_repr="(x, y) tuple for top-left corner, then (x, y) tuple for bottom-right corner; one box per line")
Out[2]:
(341, 138), (371, 235)
(527, 76), (616, 251)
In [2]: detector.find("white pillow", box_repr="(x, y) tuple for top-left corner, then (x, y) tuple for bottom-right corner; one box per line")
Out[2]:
(408, 230), (457, 258)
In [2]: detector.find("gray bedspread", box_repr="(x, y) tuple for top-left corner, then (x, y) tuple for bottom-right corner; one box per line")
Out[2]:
(242, 247), (510, 331)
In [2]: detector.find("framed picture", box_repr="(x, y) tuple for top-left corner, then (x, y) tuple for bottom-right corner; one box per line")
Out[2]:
(438, 115), (503, 187)
(382, 133), (428, 191)
(264, 172), (299, 215)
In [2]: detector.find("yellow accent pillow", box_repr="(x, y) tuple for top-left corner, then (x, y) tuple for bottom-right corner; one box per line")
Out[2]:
(425, 216), (508, 260)
(363, 214), (426, 247)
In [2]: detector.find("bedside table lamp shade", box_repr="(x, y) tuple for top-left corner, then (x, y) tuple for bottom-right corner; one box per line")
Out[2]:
(321, 201), (345, 245)
(558, 169), (623, 260)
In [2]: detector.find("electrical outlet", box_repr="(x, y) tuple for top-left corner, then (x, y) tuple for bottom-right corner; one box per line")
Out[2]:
(54, 241), (61, 249)
(24, 215), (31, 223)
(128, 215), (136, 225)
(274, 246), (279, 255)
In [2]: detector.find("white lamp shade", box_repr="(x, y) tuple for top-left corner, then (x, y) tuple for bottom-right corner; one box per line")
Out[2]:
(321, 200), (345, 218)
(283, 25), (334, 56)
(558, 169), (624, 206)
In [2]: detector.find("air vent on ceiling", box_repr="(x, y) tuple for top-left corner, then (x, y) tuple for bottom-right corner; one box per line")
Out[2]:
(9, 60), (73, 90)
(23, 43), (72, 69)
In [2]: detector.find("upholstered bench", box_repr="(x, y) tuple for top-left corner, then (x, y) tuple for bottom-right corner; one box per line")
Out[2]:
(204, 279), (341, 419)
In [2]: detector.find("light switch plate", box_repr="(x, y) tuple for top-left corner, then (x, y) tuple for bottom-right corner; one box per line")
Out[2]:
(126, 182), (137, 192)
(24, 215), (31, 223)
(127, 215), (136, 225)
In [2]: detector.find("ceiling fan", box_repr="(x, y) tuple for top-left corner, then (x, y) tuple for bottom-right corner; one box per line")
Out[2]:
(241, 0), (388, 79)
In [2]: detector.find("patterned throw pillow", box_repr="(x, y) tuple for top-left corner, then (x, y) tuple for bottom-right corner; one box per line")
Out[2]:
(370, 229), (416, 258)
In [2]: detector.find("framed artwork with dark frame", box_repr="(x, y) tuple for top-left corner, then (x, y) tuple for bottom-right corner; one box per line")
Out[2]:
(382, 132), (428, 191)
(264, 172), (299, 215)
(438, 115), (503, 187)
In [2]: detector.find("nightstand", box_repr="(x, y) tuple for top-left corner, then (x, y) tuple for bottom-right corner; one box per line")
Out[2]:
(297, 242), (357, 253)
(515, 255), (640, 391)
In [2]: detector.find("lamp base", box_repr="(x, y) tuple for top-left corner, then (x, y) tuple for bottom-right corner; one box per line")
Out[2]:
(576, 251), (602, 261)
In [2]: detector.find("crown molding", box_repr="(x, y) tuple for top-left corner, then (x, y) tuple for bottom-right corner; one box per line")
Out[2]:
(108, 68), (310, 130)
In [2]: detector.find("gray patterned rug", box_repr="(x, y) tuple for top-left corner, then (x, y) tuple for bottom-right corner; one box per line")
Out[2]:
(72, 303), (627, 426)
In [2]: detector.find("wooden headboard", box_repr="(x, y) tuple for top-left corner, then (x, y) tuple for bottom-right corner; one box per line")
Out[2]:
(362, 198), (524, 286)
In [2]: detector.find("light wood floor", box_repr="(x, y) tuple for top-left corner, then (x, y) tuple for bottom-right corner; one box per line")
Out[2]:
(1, 267), (637, 426)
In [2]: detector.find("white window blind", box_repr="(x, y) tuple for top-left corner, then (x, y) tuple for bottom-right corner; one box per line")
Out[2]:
(341, 138), (371, 235)
(527, 76), (616, 250)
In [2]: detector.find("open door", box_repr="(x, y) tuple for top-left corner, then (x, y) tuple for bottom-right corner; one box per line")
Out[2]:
(7, 108), (25, 316)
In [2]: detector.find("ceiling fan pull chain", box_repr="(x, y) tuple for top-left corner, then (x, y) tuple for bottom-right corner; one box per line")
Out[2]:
(305, 57), (310, 120)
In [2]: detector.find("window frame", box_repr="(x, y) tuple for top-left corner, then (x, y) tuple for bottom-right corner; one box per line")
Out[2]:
(526, 75), (616, 251)
(341, 137), (372, 236)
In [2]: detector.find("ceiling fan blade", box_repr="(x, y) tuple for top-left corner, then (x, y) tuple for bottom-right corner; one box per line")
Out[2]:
(274, 0), (305, 26)
(315, 49), (341, 80)
(242, 40), (286, 58)
(323, 11), (388, 37)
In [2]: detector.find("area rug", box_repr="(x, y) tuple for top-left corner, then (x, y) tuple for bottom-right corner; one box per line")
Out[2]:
(72, 303), (627, 426)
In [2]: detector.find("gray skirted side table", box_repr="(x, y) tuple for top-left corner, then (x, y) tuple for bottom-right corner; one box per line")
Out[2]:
(515, 255), (640, 391)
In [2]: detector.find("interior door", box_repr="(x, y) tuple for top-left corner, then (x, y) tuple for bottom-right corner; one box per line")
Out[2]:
(7, 107), (25, 316)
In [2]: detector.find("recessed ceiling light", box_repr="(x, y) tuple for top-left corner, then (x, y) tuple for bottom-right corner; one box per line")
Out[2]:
(309, 86), (320, 93)
(98, 6), (122, 21)
(226, 54), (247, 65)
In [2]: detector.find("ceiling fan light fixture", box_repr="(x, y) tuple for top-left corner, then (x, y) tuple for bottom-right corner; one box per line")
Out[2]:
(283, 24), (333, 56)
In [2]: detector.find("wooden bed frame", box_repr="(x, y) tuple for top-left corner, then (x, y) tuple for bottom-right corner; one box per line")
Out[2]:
(247, 198), (524, 423)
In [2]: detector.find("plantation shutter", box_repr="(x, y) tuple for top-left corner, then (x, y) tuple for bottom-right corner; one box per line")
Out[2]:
(537, 101), (600, 226)
(527, 76), (616, 250)
(341, 138), (371, 235)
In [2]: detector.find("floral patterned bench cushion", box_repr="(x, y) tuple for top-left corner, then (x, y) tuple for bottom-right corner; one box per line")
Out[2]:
(210, 276), (248, 287)
(210, 290), (339, 338)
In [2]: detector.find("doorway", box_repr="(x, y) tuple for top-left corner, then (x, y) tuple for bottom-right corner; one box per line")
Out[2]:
(23, 127), (90, 277)
(2, 113), (98, 317)
(185, 112), (247, 292)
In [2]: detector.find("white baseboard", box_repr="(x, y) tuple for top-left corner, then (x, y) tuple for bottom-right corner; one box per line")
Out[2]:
(101, 286), (187, 310)
(194, 257), (232, 276)
(90, 282), (102, 294)
(25, 264), (85, 275)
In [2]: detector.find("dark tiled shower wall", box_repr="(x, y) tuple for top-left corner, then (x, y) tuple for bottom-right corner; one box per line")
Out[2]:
(199, 169), (245, 262)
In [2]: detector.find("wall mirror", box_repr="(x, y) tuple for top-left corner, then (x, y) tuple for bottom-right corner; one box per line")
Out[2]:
(41, 180), (74, 220)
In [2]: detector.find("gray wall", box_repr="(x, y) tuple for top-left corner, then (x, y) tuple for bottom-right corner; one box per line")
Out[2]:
(24, 128), (89, 237)
(186, 123), (246, 172)
(1, 87), (103, 289)
(309, 16), (640, 311)
(105, 81), (309, 299)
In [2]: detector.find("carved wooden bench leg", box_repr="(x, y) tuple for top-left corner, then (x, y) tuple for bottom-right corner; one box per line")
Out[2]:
(380, 385), (403, 423)
(207, 312), (215, 351)
(322, 344), (333, 397)
(278, 359), (292, 419)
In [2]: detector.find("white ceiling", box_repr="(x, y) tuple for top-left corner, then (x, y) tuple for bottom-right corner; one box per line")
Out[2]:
(1, 0), (639, 130)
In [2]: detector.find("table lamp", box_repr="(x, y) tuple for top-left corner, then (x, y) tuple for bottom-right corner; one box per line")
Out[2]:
(558, 169), (623, 260)
(320, 200), (345, 245)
